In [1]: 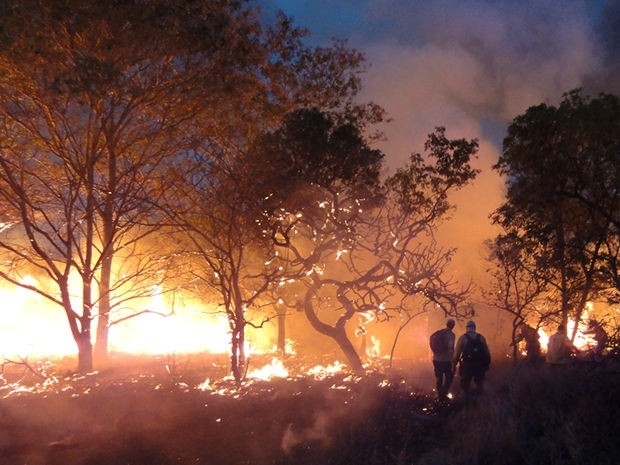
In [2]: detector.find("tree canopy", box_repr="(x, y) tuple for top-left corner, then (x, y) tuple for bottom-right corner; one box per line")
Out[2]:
(0, 0), (482, 377)
(491, 89), (620, 337)
(263, 126), (479, 372)
(0, 0), (384, 372)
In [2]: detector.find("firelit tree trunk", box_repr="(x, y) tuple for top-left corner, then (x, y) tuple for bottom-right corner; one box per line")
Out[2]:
(63, 291), (94, 373)
(277, 310), (286, 355)
(94, 151), (116, 365)
(77, 332), (94, 373)
(94, 294), (111, 365)
(303, 297), (364, 375)
(230, 325), (247, 385)
(331, 327), (364, 375)
(79, 277), (95, 373)
(93, 242), (113, 366)
(94, 229), (114, 365)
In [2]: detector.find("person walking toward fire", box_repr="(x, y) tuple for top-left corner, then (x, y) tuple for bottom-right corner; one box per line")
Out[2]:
(453, 320), (491, 402)
(429, 318), (456, 401)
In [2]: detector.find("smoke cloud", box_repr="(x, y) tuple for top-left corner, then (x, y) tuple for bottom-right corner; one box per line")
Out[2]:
(281, 411), (333, 453)
(261, 0), (619, 293)
(357, 1), (607, 165)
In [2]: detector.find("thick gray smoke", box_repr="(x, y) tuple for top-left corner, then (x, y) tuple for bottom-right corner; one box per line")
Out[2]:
(260, 0), (619, 340)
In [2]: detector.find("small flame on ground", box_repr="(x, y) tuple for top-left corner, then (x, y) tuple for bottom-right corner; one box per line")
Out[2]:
(247, 357), (289, 380)
(307, 361), (346, 380)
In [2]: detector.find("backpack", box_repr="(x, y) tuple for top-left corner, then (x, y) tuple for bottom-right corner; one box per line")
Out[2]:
(461, 334), (490, 367)
(430, 329), (449, 353)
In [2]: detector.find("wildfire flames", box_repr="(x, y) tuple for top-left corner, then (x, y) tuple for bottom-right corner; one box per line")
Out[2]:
(0, 277), (272, 358)
(1, 270), (615, 404)
(0, 274), (382, 401)
(536, 320), (596, 353)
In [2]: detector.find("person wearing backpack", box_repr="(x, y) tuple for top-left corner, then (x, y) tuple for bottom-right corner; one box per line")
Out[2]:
(453, 320), (491, 402)
(429, 318), (456, 401)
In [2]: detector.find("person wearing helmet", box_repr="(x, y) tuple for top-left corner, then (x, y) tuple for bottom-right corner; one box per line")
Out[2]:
(453, 320), (491, 402)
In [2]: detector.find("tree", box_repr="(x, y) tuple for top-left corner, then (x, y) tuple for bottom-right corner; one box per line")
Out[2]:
(0, 0), (318, 371)
(264, 125), (479, 373)
(163, 148), (285, 384)
(483, 235), (556, 363)
(491, 90), (620, 339)
(167, 77), (387, 383)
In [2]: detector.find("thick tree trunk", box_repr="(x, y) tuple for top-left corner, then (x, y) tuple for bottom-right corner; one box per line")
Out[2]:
(94, 258), (112, 365)
(93, 307), (109, 365)
(303, 296), (364, 374)
(62, 284), (94, 373)
(332, 326), (364, 374)
(77, 333), (94, 373)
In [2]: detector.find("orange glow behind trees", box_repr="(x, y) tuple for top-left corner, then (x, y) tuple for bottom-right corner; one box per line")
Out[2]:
(0, 3), (618, 379)
(0, 0), (381, 375)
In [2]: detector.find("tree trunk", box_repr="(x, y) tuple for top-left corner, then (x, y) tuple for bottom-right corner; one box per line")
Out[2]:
(94, 142), (117, 365)
(77, 332), (94, 373)
(277, 309), (286, 355)
(61, 283), (94, 373)
(79, 279), (95, 373)
(303, 297), (364, 374)
(332, 326), (364, 374)
(94, 253), (113, 365)
(230, 324), (246, 386)
(230, 330), (240, 383)
(93, 306), (109, 365)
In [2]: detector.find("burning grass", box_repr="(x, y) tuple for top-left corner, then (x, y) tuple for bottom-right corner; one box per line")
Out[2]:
(0, 353), (618, 465)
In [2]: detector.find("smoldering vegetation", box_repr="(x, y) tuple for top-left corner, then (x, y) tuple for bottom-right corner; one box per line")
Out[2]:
(0, 354), (618, 465)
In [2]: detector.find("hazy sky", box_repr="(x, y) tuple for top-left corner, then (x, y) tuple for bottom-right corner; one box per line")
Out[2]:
(258, 0), (620, 286)
(260, 0), (619, 165)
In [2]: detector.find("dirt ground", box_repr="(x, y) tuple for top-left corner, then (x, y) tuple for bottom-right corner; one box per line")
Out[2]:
(0, 353), (441, 465)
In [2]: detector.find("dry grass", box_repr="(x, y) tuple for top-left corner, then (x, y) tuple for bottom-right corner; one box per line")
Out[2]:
(0, 353), (618, 465)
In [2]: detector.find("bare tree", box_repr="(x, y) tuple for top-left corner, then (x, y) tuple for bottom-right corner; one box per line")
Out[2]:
(269, 127), (479, 373)
(163, 148), (286, 384)
(483, 235), (557, 362)
(162, 26), (389, 382)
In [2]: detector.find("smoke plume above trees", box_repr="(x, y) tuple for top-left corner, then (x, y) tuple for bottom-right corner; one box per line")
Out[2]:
(261, 1), (619, 289)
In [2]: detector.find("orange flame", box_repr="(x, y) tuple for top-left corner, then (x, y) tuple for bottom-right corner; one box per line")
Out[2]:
(0, 277), (276, 358)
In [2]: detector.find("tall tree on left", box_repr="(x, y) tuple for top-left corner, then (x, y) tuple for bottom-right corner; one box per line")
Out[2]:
(0, 0), (300, 372)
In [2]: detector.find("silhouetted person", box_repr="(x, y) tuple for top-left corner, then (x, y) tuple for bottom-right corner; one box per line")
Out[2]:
(515, 323), (541, 364)
(429, 318), (456, 401)
(584, 319), (608, 356)
(453, 320), (491, 402)
(546, 324), (575, 365)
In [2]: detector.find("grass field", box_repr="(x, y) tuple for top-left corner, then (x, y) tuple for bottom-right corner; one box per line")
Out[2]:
(1, 353), (618, 465)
